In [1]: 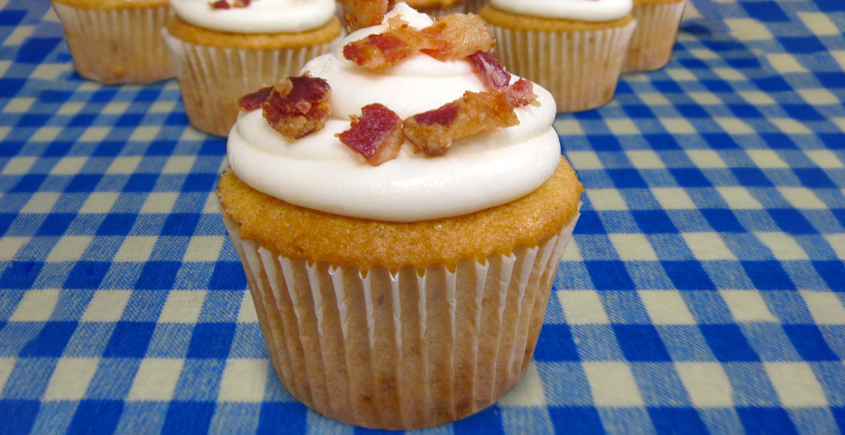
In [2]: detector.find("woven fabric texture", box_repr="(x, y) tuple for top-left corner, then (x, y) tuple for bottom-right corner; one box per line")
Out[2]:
(1, 0), (844, 433)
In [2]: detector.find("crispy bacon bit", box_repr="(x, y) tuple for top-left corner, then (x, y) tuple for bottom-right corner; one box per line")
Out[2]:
(343, 17), (432, 70)
(340, 0), (391, 32)
(420, 14), (494, 61)
(210, 0), (230, 9)
(404, 91), (518, 156)
(339, 104), (404, 166)
(468, 51), (538, 107)
(237, 86), (272, 112)
(505, 78), (538, 107)
(343, 13), (493, 70)
(468, 51), (510, 90)
(262, 74), (331, 142)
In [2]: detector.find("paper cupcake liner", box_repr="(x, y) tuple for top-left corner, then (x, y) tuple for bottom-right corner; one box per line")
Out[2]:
(624, 0), (687, 73)
(222, 212), (579, 430)
(161, 32), (334, 136)
(490, 19), (637, 113)
(463, 0), (489, 14)
(51, 3), (175, 84)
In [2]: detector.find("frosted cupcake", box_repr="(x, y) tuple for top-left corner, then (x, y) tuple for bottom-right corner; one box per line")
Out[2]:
(623, 0), (687, 72)
(50, 0), (175, 84)
(162, 0), (342, 136)
(218, 3), (582, 429)
(480, 0), (637, 112)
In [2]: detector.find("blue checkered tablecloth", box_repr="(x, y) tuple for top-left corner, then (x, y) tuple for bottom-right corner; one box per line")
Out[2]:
(1, 0), (844, 433)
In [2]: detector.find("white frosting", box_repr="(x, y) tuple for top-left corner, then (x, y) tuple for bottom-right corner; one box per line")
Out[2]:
(170, 0), (336, 34)
(489, 0), (632, 22)
(227, 3), (562, 222)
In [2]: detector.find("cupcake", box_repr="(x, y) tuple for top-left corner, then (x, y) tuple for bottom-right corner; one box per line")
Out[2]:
(623, 0), (687, 72)
(50, 0), (175, 84)
(480, 0), (637, 112)
(162, 0), (342, 136)
(218, 3), (582, 430)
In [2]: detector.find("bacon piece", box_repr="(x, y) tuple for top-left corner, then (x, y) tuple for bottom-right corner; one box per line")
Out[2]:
(210, 0), (230, 9)
(420, 14), (494, 61)
(404, 91), (518, 156)
(340, 0), (390, 32)
(468, 51), (538, 106)
(505, 78), (538, 107)
(233, 0), (252, 6)
(262, 74), (331, 142)
(343, 13), (494, 70)
(339, 104), (404, 166)
(468, 51), (509, 90)
(237, 86), (272, 111)
(343, 17), (432, 70)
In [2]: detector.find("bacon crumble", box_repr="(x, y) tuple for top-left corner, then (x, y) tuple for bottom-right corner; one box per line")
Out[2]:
(343, 17), (432, 71)
(403, 91), (519, 156)
(469, 51), (538, 107)
(338, 104), (404, 166)
(505, 77), (539, 107)
(343, 13), (493, 70)
(237, 86), (272, 112)
(340, 0), (395, 32)
(260, 74), (332, 142)
(468, 51), (510, 89)
(419, 14), (494, 61)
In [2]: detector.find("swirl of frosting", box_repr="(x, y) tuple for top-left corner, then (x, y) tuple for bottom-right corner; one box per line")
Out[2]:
(489, 0), (632, 22)
(170, 0), (336, 33)
(227, 3), (562, 222)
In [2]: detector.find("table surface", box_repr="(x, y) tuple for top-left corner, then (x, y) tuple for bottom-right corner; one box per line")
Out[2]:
(1, 0), (844, 434)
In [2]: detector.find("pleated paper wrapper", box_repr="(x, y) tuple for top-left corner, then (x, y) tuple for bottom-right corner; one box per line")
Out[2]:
(623, 0), (688, 73)
(222, 213), (579, 430)
(490, 19), (637, 113)
(51, 2), (175, 84)
(161, 33), (335, 137)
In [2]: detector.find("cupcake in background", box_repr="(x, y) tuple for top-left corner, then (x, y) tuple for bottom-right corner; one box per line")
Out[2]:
(480, 0), (636, 113)
(163, 0), (341, 136)
(623, 0), (686, 72)
(50, 0), (175, 84)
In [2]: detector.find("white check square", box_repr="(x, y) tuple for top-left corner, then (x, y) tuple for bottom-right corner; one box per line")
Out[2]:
(719, 290), (778, 323)
(42, 358), (100, 401)
(638, 290), (696, 325)
(557, 290), (609, 325)
(764, 362), (828, 408)
(82, 290), (133, 322)
(582, 361), (644, 407)
(10, 289), (60, 322)
(675, 362), (734, 408)
(218, 359), (269, 402)
(127, 358), (185, 401)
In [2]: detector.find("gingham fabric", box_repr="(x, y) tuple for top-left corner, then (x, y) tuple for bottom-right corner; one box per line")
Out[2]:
(1, 0), (844, 433)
